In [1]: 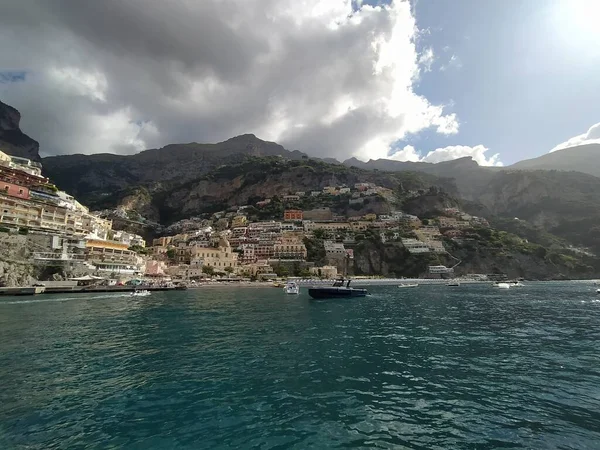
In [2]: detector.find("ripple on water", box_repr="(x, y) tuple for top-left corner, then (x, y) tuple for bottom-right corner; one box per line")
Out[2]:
(1, 283), (600, 448)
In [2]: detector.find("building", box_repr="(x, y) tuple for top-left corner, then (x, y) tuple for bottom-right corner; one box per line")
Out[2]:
(354, 182), (373, 191)
(153, 236), (173, 247)
(0, 193), (112, 237)
(190, 237), (238, 272)
(231, 215), (248, 228)
(1, 181), (29, 200)
(240, 243), (256, 264)
(415, 226), (441, 240)
(241, 260), (276, 279)
(284, 209), (303, 222)
(322, 186), (337, 195)
(429, 265), (454, 274)
(145, 260), (167, 277)
(295, 191), (306, 197)
(324, 240), (346, 257)
(310, 265), (338, 279)
(401, 238), (430, 254)
(304, 221), (350, 232)
(0, 165), (48, 188)
(339, 187), (351, 194)
(283, 195), (300, 202)
(349, 221), (370, 232)
(427, 240), (446, 253)
(363, 213), (377, 221)
(273, 236), (307, 260)
(255, 243), (275, 260)
(311, 191), (321, 197)
(471, 216), (490, 227)
(85, 238), (142, 274)
(112, 230), (146, 248)
(444, 229), (463, 238)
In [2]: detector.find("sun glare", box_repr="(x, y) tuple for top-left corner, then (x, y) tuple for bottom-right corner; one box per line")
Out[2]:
(557, 0), (600, 41)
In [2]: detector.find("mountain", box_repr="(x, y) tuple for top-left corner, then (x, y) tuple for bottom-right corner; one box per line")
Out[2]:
(510, 143), (600, 177)
(42, 134), (310, 200)
(0, 100), (41, 161)
(42, 132), (600, 251)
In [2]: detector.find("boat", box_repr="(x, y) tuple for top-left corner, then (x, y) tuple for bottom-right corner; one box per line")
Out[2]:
(308, 279), (368, 299)
(446, 281), (460, 287)
(596, 289), (600, 294)
(131, 289), (151, 297)
(492, 282), (514, 289)
(284, 281), (300, 295)
(398, 283), (419, 288)
(509, 281), (524, 287)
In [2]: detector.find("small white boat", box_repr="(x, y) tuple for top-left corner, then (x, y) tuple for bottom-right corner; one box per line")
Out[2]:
(496, 283), (511, 289)
(509, 281), (524, 287)
(284, 281), (299, 295)
(131, 289), (151, 297)
(398, 283), (419, 288)
(447, 281), (460, 287)
(596, 289), (600, 294)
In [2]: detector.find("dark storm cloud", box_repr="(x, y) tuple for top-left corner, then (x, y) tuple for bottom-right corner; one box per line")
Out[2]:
(0, 0), (458, 160)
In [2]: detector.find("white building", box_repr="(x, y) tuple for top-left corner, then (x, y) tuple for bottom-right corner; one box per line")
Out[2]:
(401, 238), (430, 254)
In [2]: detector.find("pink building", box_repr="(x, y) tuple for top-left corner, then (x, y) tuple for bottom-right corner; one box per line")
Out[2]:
(0, 181), (29, 200)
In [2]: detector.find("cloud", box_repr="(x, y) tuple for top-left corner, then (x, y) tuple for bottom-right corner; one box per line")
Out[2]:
(418, 47), (435, 72)
(551, 122), (600, 152)
(389, 144), (503, 166)
(439, 54), (462, 72)
(0, 0), (458, 159)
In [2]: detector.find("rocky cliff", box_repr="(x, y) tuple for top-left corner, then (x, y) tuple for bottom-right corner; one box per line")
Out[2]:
(352, 231), (599, 280)
(0, 100), (41, 161)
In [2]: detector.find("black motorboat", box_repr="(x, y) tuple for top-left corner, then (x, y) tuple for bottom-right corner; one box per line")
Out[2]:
(308, 279), (368, 299)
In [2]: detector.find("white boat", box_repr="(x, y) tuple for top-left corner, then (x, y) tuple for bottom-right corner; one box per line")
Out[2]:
(509, 281), (524, 287)
(131, 289), (151, 297)
(496, 283), (511, 289)
(447, 281), (460, 287)
(596, 289), (600, 294)
(284, 281), (300, 295)
(398, 283), (419, 288)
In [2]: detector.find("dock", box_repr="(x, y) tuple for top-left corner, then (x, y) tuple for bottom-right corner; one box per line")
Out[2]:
(0, 286), (47, 296)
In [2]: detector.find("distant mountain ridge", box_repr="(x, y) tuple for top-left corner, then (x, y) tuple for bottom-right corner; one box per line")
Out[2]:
(0, 100), (41, 161)
(0, 99), (596, 252)
(510, 143), (600, 177)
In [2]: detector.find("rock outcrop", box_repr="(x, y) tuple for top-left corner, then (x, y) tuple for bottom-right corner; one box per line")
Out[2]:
(0, 100), (41, 161)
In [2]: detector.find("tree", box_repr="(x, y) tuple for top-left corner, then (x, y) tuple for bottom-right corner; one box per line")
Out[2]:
(166, 248), (176, 260)
(224, 266), (235, 275)
(274, 266), (289, 277)
(202, 265), (215, 276)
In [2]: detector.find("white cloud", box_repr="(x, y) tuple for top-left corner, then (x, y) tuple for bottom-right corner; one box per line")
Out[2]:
(388, 144), (503, 166)
(551, 122), (600, 152)
(0, 0), (458, 160)
(439, 54), (462, 72)
(418, 47), (435, 72)
(388, 144), (421, 162)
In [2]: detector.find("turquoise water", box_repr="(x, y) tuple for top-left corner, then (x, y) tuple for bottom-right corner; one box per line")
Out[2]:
(1, 283), (600, 449)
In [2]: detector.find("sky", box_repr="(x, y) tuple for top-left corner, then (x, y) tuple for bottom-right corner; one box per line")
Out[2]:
(0, 0), (598, 165)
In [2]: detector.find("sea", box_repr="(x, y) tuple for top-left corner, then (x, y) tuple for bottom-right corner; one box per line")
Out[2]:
(1, 282), (600, 449)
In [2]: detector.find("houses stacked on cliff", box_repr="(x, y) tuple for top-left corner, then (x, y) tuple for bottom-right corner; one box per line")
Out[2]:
(0, 149), (146, 276)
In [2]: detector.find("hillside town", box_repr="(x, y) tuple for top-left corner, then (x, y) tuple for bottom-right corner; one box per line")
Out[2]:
(0, 148), (495, 286)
